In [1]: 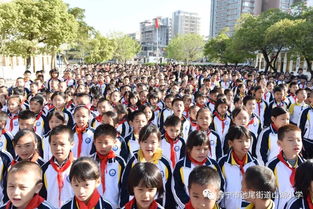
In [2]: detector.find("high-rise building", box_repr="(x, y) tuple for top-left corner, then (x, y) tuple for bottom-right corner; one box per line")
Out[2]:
(172, 10), (200, 37)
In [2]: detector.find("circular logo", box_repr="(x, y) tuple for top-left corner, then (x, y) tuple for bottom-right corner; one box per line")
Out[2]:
(253, 123), (257, 127)
(0, 142), (3, 148)
(66, 176), (70, 183)
(14, 121), (18, 126)
(85, 138), (91, 144)
(210, 140), (215, 145)
(109, 169), (116, 177)
(160, 170), (165, 177)
(174, 146), (180, 152)
(36, 122), (41, 126)
(112, 145), (118, 151)
(225, 121), (229, 125)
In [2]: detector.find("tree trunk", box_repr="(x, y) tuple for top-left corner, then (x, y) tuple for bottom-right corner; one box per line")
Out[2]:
(26, 56), (31, 71)
(51, 53), (56, 69)
(262, 49), (270, 73)
(305, 57), (313, 80)
(32, 56), (36, 73)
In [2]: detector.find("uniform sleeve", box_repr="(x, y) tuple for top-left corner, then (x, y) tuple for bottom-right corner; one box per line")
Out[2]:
(164, 162), (176, 209)
(264, 104), (271, 127)
(298, 109), (308, 138)
(215, 134), (223, 160)
(119, 159), (134, 208)
(256, 131), (269, 166)
(171, 163), (189, 209)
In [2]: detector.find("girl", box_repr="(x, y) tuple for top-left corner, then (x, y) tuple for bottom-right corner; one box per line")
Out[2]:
(42, 111), (66, 161)
(256, 107), (289, 165)
(121, 162), (165, 209)
(139, 104), (154, 124)
(172, 130), (224, 209)
(127, 92), (139, 112)
(72, 105), (94, 158)
(218, 126), (259, 209)
(110, 90), (121, 107)
(61, 157), (113, 209)
(6, 96), (21, 135)
(195, 108), (222, 161)
(121, 124), (173, 208)
(11, 129), (45, 166)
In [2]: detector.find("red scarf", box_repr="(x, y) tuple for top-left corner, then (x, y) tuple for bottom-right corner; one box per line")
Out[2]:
(97, 151), (116, 194)
(277, 151), (296, 186)
(185, 201), (195, 209)
(11, 152), (40, 166)
(188, 154), (207, 165)
(5, 194), (44, 209)
(95, 115), (102, 122)
(232, 151), (246, 175)
(66, 100), (73, 109)
(306, 195), (313, 209)
(165, 132), (179, 168)
(271, 123), (279, 132)
(247, 117), (255, 127)
(124, 198), (158, 209)
(49, 153), (73, 207)
(76, 125), (87, 157)
(257, 100), (261, 116)
(8, 114), (18, 132)
(118, 119), (127, 126)
(196, 103), (205, 108)
(75, 189), (100, 209)
(214, 112), (226, 134)
(289, 93), (297, 103)
(34, 111), (43, 132)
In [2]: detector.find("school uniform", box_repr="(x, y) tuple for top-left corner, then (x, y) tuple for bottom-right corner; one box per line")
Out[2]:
(152, 107), (161, 126)
(5, 113), (19, 136)
(120, 150), (173, 208)
(287, 93), (297, 106)
(10, 154), (45, 167)
(247, 113), (262, 138)
(48, 108), (74, 130)
(40, 155), (74, 208)
(121, 199), (164, 209)
(172, 155), (223, 209)
(124, 132), (140, 155)
(46, 78), (61, 92)
(267, 152), (305, 209)
(42, 131), (53, 162)
(263, 91), (274, 105)
(179, 115), (191, 142)
(90, 151), (125, 209)
(210, 112), (231, 145)
(256, 124), (280, 165)
(0, 129), (14, 157)
(116, 120), (132, 139)
(0, 150), (12, 205)
(264, 100), (289, 127)
(112, 135), (129, 162)
(254, 99), (268, 127)
(220, 80), (231, 90)
(244, 200), (275, 209)
(284, 196), (312, 209)
(158, 108), (173, 133)
(91, 115), (103, 129)
(218, 151), (259, 209)
(184, 201), (220, 209)
(298, 106), (313, 158)
(207, 99), (216, 113)
(72, 126), (94, 158)
(1, 194), (56, 209)
(63, 78), (76, 87)
(289, 101), (308, 125)
(34, 111), (47, 137)
(43, 104), (54, 117)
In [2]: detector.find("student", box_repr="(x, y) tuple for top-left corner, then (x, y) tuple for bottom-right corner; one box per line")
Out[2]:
(72, 105), (94, 158)
(171, 98), (191, 141)
(116, 104), (132, 138)
(46, 69), (60, 92)
(185, 166), (222, 209)
(287, 82), (299, 105)
(267, 124), (304, 209)
(2, 161), (55, 209)
(207, 89), (218, 113)
(42, 111), (66, 161)
(256, 107), (290, 165)
(263, 81), (275, 105)
(182, 94), (192, 118)
(241, 166), (276, 209)
(90, 98), (113, 129)
(41, 125), (74, 208)
(289, 88), (308, 125)
(127, 92), (139, 112)
(210, 99), (231, 145)
(139, 104), (155, 125)
(253, 86), (268, 126)
(11, 129), (45, 166)
(172, 130), (223, 209)
(218, 126), (259, 209)
(29, 95), (47, 137)
(61, 157), (113, 209)
(110, 90), (121, 107)
(5, 96), (21, 135)
(124, 111), (148, 155)
(194, 93), (207, 109)
(243, 96), (262, 139)
(0, 148), (12, 205)
(158, 94), (174, 133)
(27, 82), (39, 102)
(0, 111), (14, 155)
(90, 124), (125, 209)
(195, 108), (222, 160)
(121, 162), (165, 209)
(284, 160), (313, 209)
(160, 115), (186, 168)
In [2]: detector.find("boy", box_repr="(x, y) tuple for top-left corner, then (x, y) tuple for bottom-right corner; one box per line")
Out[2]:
(194, 93), (207, 109)
(242, 166), (276, 209)
(91, 98), (113, 129)
(253, 86), (268, 126)
(161, 115), (186, 168)
(267, 124), (304, 209)
(287, 82), (299, 105)
(27, 82), (39, 102)
(0, 111), (14, 155)
(171, 98), (191, 141)
(158, 94), (174, 133)
(40, 125), (74, 208)
(185, 166), (222, 209)
(29, 95), (47, 137)
(5, 96), (21, 135)
(243, 96), (262, 138)
(207, 89), (218, 113)
(289, 89), (308, 125)
(90, 124), (125, 209)
(2, 161), (55, 209)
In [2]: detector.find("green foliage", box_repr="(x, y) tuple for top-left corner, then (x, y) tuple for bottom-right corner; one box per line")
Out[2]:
(111, 33), (141, 63)
(166, 33), (205, 63)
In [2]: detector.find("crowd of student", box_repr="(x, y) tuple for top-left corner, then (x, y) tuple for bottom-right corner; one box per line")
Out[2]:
(0, 64), (312, 209)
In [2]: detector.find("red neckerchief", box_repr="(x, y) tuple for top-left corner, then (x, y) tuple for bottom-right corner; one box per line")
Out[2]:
(66, 100), (73, 109)
(8, 114), (18, 132)
(232, 151), (246, 175)
(185, 201), (195, 209)
(277, 151), (296, 186)
(46, 103), (54, 110)
(118, 119), (126, 126)
(5, 194), (44, 209)
(90, 106), (96, 111)
(76, 125), (87, 157)
(124, 198), (158, 209)
(1, 129), (6, 136)
(271, 123), (279, 132)
(97, 151), (116, 194)
(247, 116), (255, 127)
(213, 111), (226, 133)
(208, 99), (215, 105)
(190, 120), (197, 127)
(75, 189), (100, 209)
(196, 103), (205, 108)
(289, 93), (297, 102)
(165, 132), (179, 168)
(49, 153), (73, 207)
(256, 100), (261, 116)
(98, 81), (104, 85)
(188, 154), (207, 165)
(11, 152), (40, 166)
(34, 111), (43, 132)
(306, 195), (313, 209)
(264, 92), (268, 100)
(95, 115), (102, 122)
(129, 106), (138, 111)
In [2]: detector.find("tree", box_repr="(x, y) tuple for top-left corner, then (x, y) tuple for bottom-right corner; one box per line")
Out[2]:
(166, 33), (205, 63)
(112, 34), (141, 63)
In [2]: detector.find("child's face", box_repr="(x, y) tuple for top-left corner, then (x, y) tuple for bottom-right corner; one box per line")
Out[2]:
(94, 135), (116, 156)
(297, 90), (307, 101)
(111, 92), (120, 103)
(271, 113), (289, 129)
(133, 185), (157, 209)
(228, 136), (251, 158)
(210, 93), (218, 101)
(226, 92), (234, 101)
(50, 133), (73, 163)
(8, 99), (20, 113)
(131, 114), (148, 133)
(7, 171), (42, 208)
(16, 79), (24, 87)
(217, 104), (228, 116)
(183, 98), (192, 108)
(97, 102), (112, 115)
(140, 133), (160, 159)
(58, 83), (67, 93)
(196, 97), (205, 106)
(254, 89), (264, 99)
(143, 107), (153, 121)
(30, 101), (42, 114)
(165, 124), (181, 139)
(71, 178), (100, 203)
(165, 98), (173, 109)
(274, 91), (283, 102)
(233, 111), (249, 127)
(49, 115), (65, 129)
(30, 84), (38, 93)
(190, 107), (200, 121)
(234, 100), (243, 109)
(102, 115), (115, 127)
(130, 97), (138, 105)
(197, 111), (211, 130)
(19, 119), (35, 130)
(149, 97), (158, 106)
(277, 130), (302, 159)
(52, 95), (65, 110)
(245, 100), (256, 114)
(139, 92), (148, 102)
(15, 134), (37, 160)
(190, 144), (210, 162)
(290, 85), (299, 94)
(173, 101), (184, 116)
(189, 183), (219, 209)
(74, 108), (90, 128)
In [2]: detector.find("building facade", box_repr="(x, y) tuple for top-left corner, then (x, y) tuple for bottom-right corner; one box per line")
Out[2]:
(172, 10), (200, 37)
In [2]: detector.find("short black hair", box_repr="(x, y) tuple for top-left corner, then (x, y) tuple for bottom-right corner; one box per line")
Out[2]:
(243, 95), (256, 106)
(103, 111), (119, 126)
(225, 125), (251, 142)
(94, 124), (117, 141)
(18, 110), (36, 120)
(69, 157), (100, 182)
(294, 159), (313, 199)
(172, 97), (184, 106)
(186, 130), (210, 154)
(278, 124), (301, 141)
(13, 129), (38, 146)
(139, 124), (161, 143)
(51, 91), (65, 101)
(273, 87), (283, 93)
(49, 125), (74, 143)
(30, 95), (44, 106)
(128, 110), (145, 122)
(271, 106), (288, 118)
(188, 166), (221, 190)
(214, 98), (228, 111)
(164, 115), (181, 127)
